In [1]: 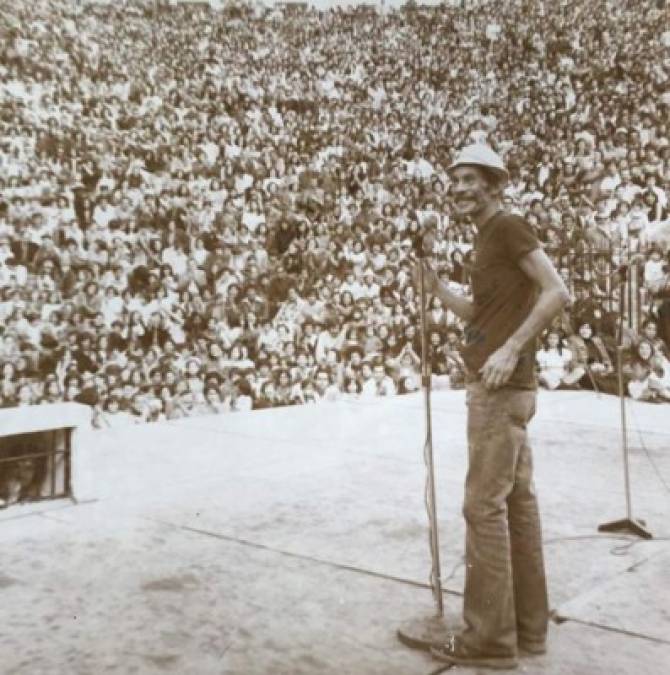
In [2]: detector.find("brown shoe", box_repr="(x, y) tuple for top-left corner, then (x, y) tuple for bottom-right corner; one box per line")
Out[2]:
(430, 634), (518, 670)
(518, 640), (547, 655)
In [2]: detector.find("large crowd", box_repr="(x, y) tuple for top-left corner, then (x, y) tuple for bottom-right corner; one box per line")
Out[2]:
(1, 0), (670, 429)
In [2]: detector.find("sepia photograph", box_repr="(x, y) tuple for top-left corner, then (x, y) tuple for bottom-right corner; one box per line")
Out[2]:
(1, 0), (669, 673)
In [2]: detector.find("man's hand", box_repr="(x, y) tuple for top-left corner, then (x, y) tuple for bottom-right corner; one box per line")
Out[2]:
(479, 341), (521, 389)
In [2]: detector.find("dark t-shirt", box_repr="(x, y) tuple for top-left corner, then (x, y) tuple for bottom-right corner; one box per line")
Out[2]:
(462, 211), (540, 390)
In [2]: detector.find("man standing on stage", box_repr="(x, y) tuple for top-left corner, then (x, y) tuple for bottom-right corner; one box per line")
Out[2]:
(416, 145), (570, 669)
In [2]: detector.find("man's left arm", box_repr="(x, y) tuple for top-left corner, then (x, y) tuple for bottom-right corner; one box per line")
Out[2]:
(480, 248), (571, 389)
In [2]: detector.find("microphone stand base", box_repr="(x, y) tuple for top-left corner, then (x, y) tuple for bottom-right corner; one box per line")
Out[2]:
(598, 518), (653, 539)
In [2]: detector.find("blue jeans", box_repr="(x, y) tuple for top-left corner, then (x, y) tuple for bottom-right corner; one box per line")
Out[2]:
(461, 382), (549, 656)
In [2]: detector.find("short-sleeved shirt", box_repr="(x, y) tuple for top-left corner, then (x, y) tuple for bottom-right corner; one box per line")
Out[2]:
(462, 211), (541, 390)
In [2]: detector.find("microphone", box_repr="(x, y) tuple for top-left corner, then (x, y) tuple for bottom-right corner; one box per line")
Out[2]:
(411, 214), (438, 259)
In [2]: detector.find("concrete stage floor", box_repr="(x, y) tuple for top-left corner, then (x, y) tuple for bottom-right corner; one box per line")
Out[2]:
(1, 389), (670, 675)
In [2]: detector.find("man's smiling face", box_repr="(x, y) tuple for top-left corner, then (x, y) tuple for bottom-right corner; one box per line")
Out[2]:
(449, 165), (499, 220)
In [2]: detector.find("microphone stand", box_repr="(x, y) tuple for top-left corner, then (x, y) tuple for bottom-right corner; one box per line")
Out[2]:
(597, 261), (651, 539)
(397, 253), (451, 651)
(597, 348), (652, 539)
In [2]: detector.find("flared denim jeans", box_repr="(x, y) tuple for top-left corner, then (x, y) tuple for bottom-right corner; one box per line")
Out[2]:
(461, 381), (549, 657)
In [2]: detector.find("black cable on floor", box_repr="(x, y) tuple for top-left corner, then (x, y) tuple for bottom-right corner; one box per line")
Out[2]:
(628, 402), (670, 498)
(148, 516), (465, 597)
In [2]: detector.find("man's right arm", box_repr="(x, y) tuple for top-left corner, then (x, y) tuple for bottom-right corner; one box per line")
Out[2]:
(417, 261), (476, 322)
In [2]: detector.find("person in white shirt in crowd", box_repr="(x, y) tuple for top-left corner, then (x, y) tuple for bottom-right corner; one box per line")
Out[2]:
(360, 359), (397, 399)
(536, 330), (577, 390)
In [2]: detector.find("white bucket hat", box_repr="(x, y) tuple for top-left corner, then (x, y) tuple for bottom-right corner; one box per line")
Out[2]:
(447, 144), (509, 183)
